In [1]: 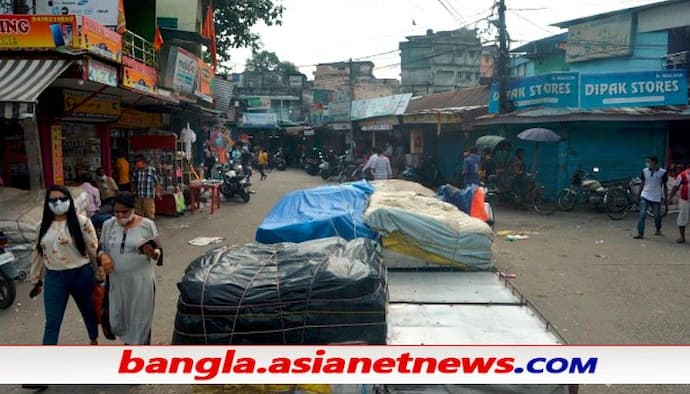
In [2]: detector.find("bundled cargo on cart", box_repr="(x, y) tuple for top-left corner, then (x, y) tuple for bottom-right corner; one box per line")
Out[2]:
(365, 185), (494, 271)
(172, 237), (386, 345)
(255, 181), (377, 244)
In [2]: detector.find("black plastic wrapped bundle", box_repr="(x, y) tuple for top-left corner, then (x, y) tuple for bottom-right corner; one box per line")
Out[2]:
(172, 237), (386, 345)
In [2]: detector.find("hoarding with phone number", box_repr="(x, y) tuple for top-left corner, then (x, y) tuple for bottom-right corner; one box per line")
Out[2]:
(0, 15), (77, 49)
(122, 56), (158, 95)
(79, 16), (122, 63)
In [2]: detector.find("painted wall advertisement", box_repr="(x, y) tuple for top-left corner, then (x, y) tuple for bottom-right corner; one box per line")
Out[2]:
(87, 58), (117, 87)
(581, 71), (689, 109)
(63, 89), (121, 120)
(0, 15), (77, 49)
(51, 126), (64, 186)
(36, 0), (120, 28)
(489, 73), (579, 113)
(195, 60), (214, 103)
(489, 70), (688, 112)
(79, 16), (122, 63)
(122, 56), (158, 95)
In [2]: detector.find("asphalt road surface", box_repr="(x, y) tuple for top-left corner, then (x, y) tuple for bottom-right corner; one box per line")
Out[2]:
(1, 170), (688, 393)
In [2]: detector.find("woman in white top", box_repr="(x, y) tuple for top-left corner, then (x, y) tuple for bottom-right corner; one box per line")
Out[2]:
(29, 185), (100, 345)
(99, 192), (162, 345)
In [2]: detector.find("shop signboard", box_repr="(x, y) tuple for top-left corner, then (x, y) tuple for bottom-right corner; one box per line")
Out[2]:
(115, 109), (162, 129)
(36, 0), (120, 28)
(0, 15), (77, 49)
(567, 14), (633, 63)
(360, 116), (399, 131)
(51, 126), (64, 185)
(87, 58), (117, 87)
(79, 16), (122, 63)
(350, 93), (412, 121)
(166, 46), (199, 99)
(196, 60), (214, 103)
(241, 113), (278, 128)
(122, 56), (158, 95)
(63, 89), (121, 120)
(580, 70), (689, 109)
(488, 73), (580, 113)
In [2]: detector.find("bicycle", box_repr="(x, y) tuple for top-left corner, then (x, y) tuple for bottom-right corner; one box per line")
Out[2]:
(605, 178), (669, 220)
(484, 173), (555, 216)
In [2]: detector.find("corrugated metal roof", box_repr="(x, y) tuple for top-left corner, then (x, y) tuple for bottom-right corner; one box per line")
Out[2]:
(476, 105), (690, 125)
(213, 78), (235, 114)
(405, 86), (490, 114)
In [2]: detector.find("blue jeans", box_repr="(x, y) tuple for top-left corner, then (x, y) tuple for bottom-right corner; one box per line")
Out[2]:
(43, 264), (99, 345)
(637, 198), (662, 236)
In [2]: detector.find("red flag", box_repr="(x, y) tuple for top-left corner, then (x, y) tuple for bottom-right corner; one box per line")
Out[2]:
(202, 1), (217, 70)
(117, 0), (126, 34)
(154, 27), (164, 51)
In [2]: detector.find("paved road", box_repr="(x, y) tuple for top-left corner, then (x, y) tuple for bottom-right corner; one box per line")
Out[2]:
(2, 172), (689, 393)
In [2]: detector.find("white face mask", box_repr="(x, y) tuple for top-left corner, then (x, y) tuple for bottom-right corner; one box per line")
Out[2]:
(99, 175), (107, 180)
(117, 211), (135, 227)
(49, 199), (71, 216)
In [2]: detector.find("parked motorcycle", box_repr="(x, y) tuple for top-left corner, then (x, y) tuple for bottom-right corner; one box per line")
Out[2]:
(557, 168), (610, 211)
(220, 163), (251, 203)
(319, 153), (348, 181)
(0, 231), (19, 310)
(303, 149), (323, 176)
(271, 152), (287, 171)
(402, 158), (440, 187)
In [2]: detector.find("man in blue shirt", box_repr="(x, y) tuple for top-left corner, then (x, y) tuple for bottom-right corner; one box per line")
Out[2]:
(462, 147), (481, 187)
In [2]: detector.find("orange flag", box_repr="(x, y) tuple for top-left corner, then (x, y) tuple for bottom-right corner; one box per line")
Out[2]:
(154, 27), (164, 51)
(116, 0), (126, 34)
(202, 1), (217, 70)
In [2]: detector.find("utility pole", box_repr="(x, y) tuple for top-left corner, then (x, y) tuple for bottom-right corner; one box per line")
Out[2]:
(348, 58), (355, 159)
(496, 0), (509, 114)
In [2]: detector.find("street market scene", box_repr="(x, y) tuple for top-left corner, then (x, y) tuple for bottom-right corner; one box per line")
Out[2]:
(1, 0), (690, 393)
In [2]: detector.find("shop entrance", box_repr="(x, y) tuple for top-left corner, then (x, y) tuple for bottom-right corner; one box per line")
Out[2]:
(61, 123), (102, 185)
(0, 120), (29, 190)
(668, 120), (690, 175)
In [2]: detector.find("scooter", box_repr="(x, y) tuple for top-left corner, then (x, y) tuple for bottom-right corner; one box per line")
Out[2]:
(220, 163), (251, 203)
(0, 231), (19, 310)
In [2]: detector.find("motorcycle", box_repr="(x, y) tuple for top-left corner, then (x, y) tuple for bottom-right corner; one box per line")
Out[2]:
(303, 149), (323, 176)
(557, 168), (611, 211)
(271, 152), (287, 171)
(319, 154), (348, 181)
(605, 177), (670, 220)
(402, 157), (440, 187)
(0, 231), (19, 310)
(220, 162), (251, 203)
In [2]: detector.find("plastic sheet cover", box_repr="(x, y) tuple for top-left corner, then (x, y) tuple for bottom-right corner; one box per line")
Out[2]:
(255, 181), (377, 244)
(173, 237), (386, 345)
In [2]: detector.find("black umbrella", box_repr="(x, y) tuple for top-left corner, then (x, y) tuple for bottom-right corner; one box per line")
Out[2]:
(517, 128), (561, 177)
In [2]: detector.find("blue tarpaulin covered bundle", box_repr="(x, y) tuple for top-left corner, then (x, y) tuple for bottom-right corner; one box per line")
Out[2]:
(256, 181), (378, 244)
(437, 184), (478, 215)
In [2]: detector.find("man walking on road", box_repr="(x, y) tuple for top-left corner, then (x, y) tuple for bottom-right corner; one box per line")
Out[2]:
(462, 147), (481, 187)
(669, 163), (690, 243)
(132, 155), (160, 220)
(634, 156), (668, 239)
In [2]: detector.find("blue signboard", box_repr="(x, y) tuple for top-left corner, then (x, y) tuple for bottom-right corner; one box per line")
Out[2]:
(489, 73), (580, 113)
(580, 70), (688, 109)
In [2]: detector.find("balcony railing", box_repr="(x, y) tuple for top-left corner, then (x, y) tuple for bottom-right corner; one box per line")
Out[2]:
(122, 30), (158, 68)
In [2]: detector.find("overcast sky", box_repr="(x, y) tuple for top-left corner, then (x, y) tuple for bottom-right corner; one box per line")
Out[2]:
(227, 0), (663, 80)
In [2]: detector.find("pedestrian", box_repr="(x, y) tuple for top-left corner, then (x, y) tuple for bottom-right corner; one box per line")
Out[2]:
(511, 148), (528, 205)
(98, 192), (162, 345)
(362, 147), (392, 180)
(203, 141), (216, 179)
(258, 148), (268, 181)
(634, 156), (668, 239)
(114, 151), (131, 192)
(462, 147), (481, 187)
(668, 162), (690, 243)
(132, 155), (160, 220)
(29, 185), (100, 345)
(79, 175), (101, 218)
(95, 167), (118, 206)
(240, 145), (254, 181)
(480, 148), (496, 181)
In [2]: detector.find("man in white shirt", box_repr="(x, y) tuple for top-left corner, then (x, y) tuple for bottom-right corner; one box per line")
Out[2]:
(634, 156), (668, 239)
(363, 147), (392, 180)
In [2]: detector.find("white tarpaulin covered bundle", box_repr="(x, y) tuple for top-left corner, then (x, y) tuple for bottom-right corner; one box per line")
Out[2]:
(365, 180), (494, 271)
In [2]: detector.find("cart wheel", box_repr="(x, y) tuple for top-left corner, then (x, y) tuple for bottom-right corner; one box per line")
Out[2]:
(533, 186), (556, 216)
(606, 186), (630, 220)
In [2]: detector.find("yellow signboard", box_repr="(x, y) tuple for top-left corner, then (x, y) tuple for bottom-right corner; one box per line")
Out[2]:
(51, 126), (64, 185)
(63, 89), (121, 119)
(115, 109), (162, 129)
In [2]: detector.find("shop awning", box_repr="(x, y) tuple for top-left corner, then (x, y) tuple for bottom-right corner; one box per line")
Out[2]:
(475, 105), (690, 125)
(0, 59), (72, 119)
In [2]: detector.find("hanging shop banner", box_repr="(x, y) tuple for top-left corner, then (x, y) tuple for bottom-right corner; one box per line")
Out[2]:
(351, 93), (412, 121)
(36, 0), (120, 28)
(580, 70), (689, 109)
(489, 73), (580, 113)
(164, 46), (199, 99)
(79, 16), (122, 63)
(196, 60), (214, 103)
(63, 89), (121, 120)
(359, 116), (399, 131)
(122, 56), (158, 95)
(0, 15), (77, 49)
(115, 109), (162, 129)
(51, 125), (64, 186)
(87, 58), (117, 87)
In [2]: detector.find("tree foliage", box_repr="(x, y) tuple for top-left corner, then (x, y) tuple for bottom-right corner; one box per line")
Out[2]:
(245, 50), (281, 72)
(214, 0), (284, 65)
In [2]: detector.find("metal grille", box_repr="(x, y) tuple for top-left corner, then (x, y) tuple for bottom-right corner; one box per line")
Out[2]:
(122, 30), (158, 68)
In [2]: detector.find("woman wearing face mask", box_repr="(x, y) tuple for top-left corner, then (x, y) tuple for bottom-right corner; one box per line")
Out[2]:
(29, 185), (100, 345)
(98, 192), (162, 345)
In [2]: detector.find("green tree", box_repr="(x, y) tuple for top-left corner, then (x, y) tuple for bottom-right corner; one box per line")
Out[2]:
(214, 0), (284, 65)
(245, 50), (281, 72)
(277, 61), (299, 76)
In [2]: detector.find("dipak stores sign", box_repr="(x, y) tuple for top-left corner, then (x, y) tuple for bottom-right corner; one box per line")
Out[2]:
(489, 70), (688, 113)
